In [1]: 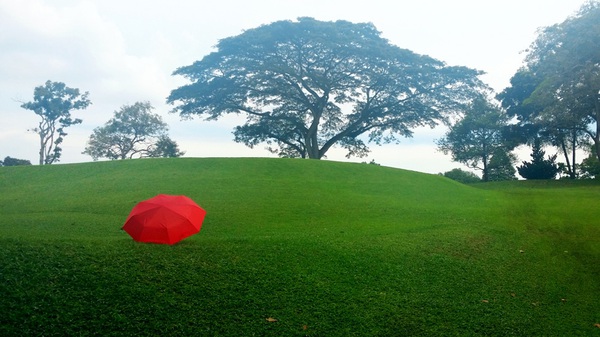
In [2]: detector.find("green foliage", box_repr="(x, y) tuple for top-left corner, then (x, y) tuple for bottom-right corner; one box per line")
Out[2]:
(1, 158), (599, 335)
(579, 153), (600, 179)
(0, 156), (31, 166)
(149, 136), (185, 158)
(499, 1), (600, 166)
(83, 102), (184, 160)
(487, 149), (517, 181)
(20, 80), (91, 165)
(168, 17), (484, 159)
(517, 139), (560, 180)
(441, 168), (481, 184)
(497, 69), (542, 123)
(437, 97), (513, 181)
(361, 159), (380, 166)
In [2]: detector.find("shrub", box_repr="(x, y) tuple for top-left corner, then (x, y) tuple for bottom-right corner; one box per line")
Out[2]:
(441, 168), (481, 184)
(1, 156), (32, 166)
(517, 140), (559, 180)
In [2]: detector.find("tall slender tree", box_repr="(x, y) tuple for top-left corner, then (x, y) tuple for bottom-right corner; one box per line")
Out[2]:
(21, 80), (91, 165)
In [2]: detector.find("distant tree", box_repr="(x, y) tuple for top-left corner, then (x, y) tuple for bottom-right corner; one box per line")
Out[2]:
(487, 149), (517, 181)
(20, 80), (91, 165)
(360, 159), (381, 166)
(517, 138), (559, 180)
(437, 97), (513, 181)
(168, 17), (484, 159)
(441, 168), (481, 184)
(83, 102), (184, 160)
(1, 156), (32, 166)
(149, 136), (186, 158)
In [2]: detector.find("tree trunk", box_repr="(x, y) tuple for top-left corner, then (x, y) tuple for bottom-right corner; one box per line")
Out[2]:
(305, 133), (320, 159)
(595, 135), (600, 166)
(38, 133), (44, 166)
(571, 129), (577, 179)
(594, 96), (600, 163)
(558, 136), (574, 179)
(305, 117), (322, 159)
(482, 157), (489, 182)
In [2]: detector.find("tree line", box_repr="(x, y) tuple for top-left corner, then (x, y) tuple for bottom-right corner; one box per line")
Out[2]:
(8, 2), (600, 181)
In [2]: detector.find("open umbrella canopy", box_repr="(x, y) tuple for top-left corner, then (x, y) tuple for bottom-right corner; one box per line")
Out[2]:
(122, 194), (206, 245)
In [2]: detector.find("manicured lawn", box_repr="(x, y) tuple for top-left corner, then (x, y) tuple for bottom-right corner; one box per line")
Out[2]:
(1, 158), (599, 336)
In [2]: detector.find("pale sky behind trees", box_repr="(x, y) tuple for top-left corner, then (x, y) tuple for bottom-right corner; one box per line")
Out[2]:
(0, 0), (588, 173)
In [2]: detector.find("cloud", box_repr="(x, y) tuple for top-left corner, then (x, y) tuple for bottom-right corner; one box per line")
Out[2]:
(0, 0), (185, 162)
(0, 0), (173, 110)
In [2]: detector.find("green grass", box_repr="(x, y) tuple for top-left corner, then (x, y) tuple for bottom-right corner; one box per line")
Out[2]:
(0, 158), (599, 336)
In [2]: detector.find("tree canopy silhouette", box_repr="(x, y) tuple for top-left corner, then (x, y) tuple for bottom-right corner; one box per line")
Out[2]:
(168, 17), (484, 159)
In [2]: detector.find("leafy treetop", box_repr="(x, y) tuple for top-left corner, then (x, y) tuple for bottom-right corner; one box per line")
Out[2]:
(83, 102), (184, 160)
(21, 80), (91, 165)
(168, 17), (485, 159)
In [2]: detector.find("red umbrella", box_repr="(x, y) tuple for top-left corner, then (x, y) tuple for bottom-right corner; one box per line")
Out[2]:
(122, 194), (206, 245)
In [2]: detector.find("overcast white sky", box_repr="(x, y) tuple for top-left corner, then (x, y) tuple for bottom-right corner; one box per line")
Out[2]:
(0, 0), (588, 173)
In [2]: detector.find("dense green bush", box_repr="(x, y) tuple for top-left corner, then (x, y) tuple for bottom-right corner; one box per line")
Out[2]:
(441, 168), (481, 183)
(0, 156), (32, 166)
(517, 140), (559, 180)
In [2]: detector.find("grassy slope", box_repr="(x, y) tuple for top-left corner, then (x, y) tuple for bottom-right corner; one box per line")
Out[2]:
(0, 158), (598, 336)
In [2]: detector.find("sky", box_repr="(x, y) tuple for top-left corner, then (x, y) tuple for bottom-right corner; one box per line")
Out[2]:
(0, 0), (589, 173)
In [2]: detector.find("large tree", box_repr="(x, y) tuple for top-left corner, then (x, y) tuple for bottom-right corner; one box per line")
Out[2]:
(83, 102), (184, 160)
(498, 68), (586, 179)
(437, 97), (513, 181)
(168, 17), (484, 159)
(21, 80), (91, 165)
(499, 1), (600, 170)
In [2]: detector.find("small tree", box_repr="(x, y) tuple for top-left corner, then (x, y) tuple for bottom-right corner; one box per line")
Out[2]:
(83, 102), (184, 160)
(437, 97), (513, 181)
(487, 149), (517, 181)
(517, 139), (559, 179)
(21, 80), (91, 165)
(149, 136), (186, 158)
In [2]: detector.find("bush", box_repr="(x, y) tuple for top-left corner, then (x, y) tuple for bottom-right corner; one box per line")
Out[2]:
(579, 154), (600, 179)
(441, 168), (481, 184)
(1, 156), (32, 166)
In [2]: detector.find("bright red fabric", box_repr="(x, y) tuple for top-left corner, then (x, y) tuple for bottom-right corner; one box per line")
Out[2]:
(122, 194), (206, 245)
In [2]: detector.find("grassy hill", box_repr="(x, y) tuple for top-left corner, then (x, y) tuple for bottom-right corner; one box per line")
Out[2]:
(1, 158), (598, 336)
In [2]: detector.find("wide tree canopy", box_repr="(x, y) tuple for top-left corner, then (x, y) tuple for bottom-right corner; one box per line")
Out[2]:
(168, 17), (484, 159)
